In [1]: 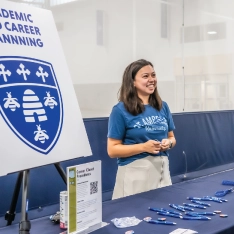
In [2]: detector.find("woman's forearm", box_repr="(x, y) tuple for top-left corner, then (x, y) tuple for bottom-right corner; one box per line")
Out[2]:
(108, 143), (145, 158)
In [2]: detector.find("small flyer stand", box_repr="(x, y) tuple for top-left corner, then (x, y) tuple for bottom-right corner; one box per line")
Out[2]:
(64, 161), (107, 234)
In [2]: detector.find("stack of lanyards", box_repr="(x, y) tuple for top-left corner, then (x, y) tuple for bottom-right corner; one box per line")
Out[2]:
(148, 206), (211, 221)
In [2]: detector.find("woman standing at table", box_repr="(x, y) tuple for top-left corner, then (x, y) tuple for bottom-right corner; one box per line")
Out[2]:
(107, 59), (176, 199)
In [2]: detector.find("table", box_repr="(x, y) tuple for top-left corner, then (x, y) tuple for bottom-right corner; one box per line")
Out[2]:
(1, 169), (234, 234)
(92, 169), (234, 234)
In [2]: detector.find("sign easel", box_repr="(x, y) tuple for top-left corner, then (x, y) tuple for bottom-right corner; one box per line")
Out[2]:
(5, 163), (67, 227)
(18, 170), (30, 234)
(0, 1), (92, 233)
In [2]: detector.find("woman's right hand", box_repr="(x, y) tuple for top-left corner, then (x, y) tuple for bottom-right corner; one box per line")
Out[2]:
(143, 140), (161, 154)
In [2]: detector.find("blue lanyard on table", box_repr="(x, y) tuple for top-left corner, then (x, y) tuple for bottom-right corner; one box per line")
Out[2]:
(187, 197), (212, 201)
(203, 196), (226, 202)
(148, 207), (182, 216)
(191, 200), (211, 207)
(185, 212), (216, 216)
(181, 216), (211, 220)
(215, 188), (234, 197)
(177, 205), (194, 211)
(222, 180), (234, 186)
(169, 204), (185, 212)
(144, 218), (176, 225)
(183, 203), (206, 209)
(157, 212), (181, 218)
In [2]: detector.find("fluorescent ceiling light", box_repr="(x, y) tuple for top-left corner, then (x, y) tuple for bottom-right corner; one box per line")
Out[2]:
(207, 31), (217, 35)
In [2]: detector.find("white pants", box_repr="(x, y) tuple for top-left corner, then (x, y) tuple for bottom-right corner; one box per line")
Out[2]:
(112, 156), (172, 200)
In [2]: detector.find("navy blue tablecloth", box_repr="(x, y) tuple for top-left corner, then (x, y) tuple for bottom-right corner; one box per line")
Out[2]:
(1, 169), (234, 234)
(93, 169), (234, 234)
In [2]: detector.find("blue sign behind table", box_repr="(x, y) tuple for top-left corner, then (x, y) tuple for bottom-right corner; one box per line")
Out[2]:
(0, 56), (63, 154)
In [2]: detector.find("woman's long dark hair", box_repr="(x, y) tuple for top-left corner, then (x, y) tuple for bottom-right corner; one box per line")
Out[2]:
(118, 59), (162, 115)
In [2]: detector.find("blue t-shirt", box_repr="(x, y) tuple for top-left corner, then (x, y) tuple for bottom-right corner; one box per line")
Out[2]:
(107, 101), (175, 166)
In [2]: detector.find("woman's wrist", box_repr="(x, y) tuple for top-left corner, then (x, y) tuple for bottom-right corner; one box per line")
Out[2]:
(168, 139), (173, 149)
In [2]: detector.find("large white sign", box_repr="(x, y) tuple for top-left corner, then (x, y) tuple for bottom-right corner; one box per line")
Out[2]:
(0, 0), (92, 176)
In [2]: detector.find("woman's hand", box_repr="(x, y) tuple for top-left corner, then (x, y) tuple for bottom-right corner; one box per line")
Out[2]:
(143, 140), (161, 154)
(160, 138), (171, 151)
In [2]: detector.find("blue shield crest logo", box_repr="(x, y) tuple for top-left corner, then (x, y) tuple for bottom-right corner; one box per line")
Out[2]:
(0, 56), (63, 154)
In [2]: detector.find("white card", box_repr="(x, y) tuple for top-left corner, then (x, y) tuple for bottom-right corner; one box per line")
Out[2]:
(169, 228), (198, 234)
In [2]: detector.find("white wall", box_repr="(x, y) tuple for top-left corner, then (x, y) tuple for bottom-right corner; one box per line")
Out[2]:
(10, 0), (234, 117)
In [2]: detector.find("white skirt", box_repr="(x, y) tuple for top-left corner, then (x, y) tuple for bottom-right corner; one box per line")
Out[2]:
(112, 156), (172, 200)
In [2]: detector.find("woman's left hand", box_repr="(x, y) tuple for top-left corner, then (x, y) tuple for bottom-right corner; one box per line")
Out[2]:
(160, 139), (171, 151)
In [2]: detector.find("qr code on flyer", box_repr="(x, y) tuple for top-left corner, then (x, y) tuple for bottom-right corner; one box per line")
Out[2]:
(90, 181), (98, 194)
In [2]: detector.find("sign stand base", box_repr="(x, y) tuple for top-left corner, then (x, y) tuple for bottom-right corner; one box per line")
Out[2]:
(19, 170), (30, 234)
(5, 171), (24, 226)
(4, 162), (67, 233)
